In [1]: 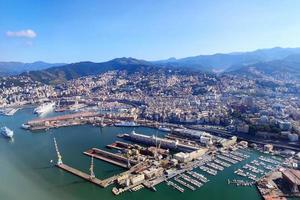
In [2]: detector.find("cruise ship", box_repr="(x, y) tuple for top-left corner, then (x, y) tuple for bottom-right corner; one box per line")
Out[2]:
(34, 102), (55, 115)
(114, 121), (140, 127)
(1, 127), (14, 138)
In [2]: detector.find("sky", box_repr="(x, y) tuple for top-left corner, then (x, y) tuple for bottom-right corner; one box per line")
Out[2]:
(1, 0), (300, 63)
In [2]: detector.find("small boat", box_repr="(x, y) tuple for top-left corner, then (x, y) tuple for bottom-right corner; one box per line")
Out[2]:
(1, 126), (14, 138)
(21, 123), (30, 129)
(4, 108), (19, 116)
(158, 126), (171, 132)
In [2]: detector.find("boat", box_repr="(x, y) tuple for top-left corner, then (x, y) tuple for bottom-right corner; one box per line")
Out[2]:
(34, 102), (55, 115)
(151, 186), (157, 192)
(4, 108), (19, 116)
(21, 123), (30, 129)
(1, 127), (14, 138)
(114, 121), (140, 127)
(158, 126), (171, 132)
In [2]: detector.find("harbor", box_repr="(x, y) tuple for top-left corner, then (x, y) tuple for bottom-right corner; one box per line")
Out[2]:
(0, 108), (297, 200)
(50, 125), (284, 197)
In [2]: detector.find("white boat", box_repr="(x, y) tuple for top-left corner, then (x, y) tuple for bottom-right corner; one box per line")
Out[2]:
(34, 102), (55, 115)
(1, 127), (14, 138)
(21, 123), (30, 129)
(114, 121), (140, 127)
(4, 108), (19, 116)
(158, 126), (171, 132)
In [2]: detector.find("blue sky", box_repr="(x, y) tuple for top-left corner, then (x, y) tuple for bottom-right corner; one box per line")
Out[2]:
(1, 0), (300, 63)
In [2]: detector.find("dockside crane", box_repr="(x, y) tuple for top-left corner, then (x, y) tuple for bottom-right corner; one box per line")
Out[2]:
(54, 137), (63, 165)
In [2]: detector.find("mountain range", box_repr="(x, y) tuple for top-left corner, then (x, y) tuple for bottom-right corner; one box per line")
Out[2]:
(22, 58), (156, 84)
(226, 54), (300, 80)
(0, 61), (65, 76)
(155, 47), (300, 72)
(1, 47), (300, 83)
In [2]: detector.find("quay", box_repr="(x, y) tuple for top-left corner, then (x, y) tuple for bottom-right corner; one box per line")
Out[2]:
(26, 112), (99, 130)
(57, 163), (106, 187)
(53, 137), (136, 190)
(56, 162), (137, 188)
(121, 131), (200, 152)
(84, 148), (137, 169)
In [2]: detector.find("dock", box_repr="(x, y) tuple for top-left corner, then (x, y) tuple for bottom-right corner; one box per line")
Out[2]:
(57, 162), (139, 188)
(57, 163), (106, 187)
(84, 148), (137, 169)
(25, 111), (99, 130)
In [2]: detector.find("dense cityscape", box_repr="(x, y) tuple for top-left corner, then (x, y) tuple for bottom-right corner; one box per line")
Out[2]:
(1, 61), (300, 199)
(1, 67), (300, 141)
(2, 1), (300, 200)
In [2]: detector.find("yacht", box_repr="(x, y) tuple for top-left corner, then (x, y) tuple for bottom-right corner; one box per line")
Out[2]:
(114, 121), (140, 127)
(34, 102), (55, 115)
(1, 127), (14, 138)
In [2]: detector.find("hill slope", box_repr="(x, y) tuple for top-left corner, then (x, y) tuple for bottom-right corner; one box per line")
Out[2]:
(0, 61), (65, 76)
(155, 47), (300, 72)
(23, 58), (156, 84)
(226, 54), (300, 81)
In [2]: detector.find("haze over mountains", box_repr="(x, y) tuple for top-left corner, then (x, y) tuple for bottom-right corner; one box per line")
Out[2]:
(155, 47), (300, 72)
(0, 61), (65, 76)
(1, 47), (300, 83)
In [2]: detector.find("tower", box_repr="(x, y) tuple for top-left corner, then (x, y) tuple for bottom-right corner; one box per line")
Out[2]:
(53, 137), (63, 165)
(126, 152), (131, 168)
(89, 156), (95, 179)
(127, 158), (131, 168)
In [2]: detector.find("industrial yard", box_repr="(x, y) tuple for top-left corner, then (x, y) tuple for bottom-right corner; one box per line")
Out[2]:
(2, 108), (300, 200)
(45, 116), (291, 198)
(1, 109), (296, 199)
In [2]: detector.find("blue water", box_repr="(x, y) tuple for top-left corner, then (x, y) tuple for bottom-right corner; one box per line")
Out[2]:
(0, 108), (266, 200)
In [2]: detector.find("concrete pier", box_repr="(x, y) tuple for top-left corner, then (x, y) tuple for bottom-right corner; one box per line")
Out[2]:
(57, 163), (106, 187)
(84, 148), (137, 169)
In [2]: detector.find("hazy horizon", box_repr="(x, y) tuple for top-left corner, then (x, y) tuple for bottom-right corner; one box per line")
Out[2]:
(1, 46), (300, 64)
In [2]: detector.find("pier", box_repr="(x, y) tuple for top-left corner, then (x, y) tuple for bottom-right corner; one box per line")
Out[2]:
(84, 148), (137, 169)
(53, 138), (130, 188)
(26, 112), (99, 130)
(57, 163), (106, 187)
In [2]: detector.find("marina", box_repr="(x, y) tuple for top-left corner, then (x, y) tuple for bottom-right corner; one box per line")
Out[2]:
(174, 176), (196, 191)
(166, 181), (185, 193)
(199, 165), (218, 176)
(180, 174), (203, 188)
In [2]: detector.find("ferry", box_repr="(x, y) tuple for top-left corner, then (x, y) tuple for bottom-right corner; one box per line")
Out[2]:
(114, 121), (140, 127)
(1, 126), (14, 138)
(34, 102), (55, 115)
